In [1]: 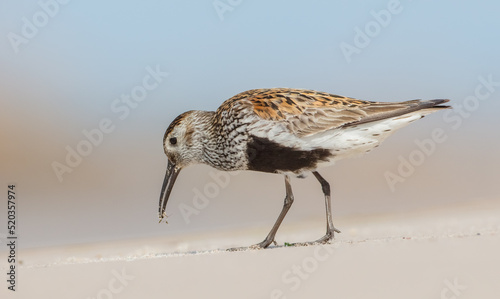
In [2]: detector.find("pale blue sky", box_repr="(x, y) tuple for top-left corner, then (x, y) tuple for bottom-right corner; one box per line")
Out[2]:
(2, 1), (500, 111)
(1, 1), (499, 247)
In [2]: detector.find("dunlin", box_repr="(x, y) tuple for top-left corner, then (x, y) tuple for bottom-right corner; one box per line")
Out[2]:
(158, 88), (450, 248)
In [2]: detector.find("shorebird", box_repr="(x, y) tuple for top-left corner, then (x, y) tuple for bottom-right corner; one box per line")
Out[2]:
(158, 88), (450, 249)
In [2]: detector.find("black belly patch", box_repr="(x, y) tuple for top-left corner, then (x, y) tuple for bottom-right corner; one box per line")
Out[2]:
(246, 136), (332, 173)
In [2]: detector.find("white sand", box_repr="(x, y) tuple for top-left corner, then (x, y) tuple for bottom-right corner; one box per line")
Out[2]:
(1, 199), (499, 299)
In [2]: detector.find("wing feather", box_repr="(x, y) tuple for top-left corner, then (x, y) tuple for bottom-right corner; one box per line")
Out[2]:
(218, 88), (450, 137)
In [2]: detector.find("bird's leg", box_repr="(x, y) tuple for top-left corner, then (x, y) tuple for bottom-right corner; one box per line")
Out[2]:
(250, 175), (294, 249)
(311, 171), (340, 244)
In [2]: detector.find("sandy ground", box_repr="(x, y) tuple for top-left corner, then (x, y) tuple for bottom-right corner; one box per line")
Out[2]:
(1, 199), (499, 299)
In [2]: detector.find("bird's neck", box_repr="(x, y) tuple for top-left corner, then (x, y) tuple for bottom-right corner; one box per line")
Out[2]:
(196, 111), (248, 171)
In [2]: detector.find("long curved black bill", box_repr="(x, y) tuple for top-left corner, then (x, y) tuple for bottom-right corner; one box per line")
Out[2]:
(158, 160), (181, 223)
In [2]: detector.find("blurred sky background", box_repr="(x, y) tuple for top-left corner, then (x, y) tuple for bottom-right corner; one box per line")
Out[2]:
(0, 0), (499, 249)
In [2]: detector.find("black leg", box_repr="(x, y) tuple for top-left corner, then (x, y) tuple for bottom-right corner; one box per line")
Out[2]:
(252, 175), (294, 249)
(312, 171), (340, 243)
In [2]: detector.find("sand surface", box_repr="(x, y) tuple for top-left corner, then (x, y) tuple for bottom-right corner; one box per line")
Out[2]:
(1, 199), (499, 299)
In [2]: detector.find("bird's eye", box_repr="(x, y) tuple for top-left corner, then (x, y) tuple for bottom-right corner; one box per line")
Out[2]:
(169, 137), (177, 145)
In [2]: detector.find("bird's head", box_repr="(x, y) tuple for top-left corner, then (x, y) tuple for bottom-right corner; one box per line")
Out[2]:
(158, 110), (213, 222)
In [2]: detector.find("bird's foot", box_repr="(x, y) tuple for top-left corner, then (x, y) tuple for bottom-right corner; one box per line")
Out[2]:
(250, 239), (277, 249)
(313, 232), (334, 244)
(289, 227), (340, 247)
(226, 239), (276, 252)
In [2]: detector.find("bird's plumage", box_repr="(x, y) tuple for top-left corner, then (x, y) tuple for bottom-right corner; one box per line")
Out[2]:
(158, 88), (450, 248)
(203, 88), (449, 175)
(218, 88), (448, 137)
(163, 88), (450, 174)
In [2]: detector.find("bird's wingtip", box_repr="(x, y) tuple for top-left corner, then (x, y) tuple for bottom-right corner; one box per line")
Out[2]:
(429, 99), (452, 109)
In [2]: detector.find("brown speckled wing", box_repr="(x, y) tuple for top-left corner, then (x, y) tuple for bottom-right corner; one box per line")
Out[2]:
(219, 88), (450, 137)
